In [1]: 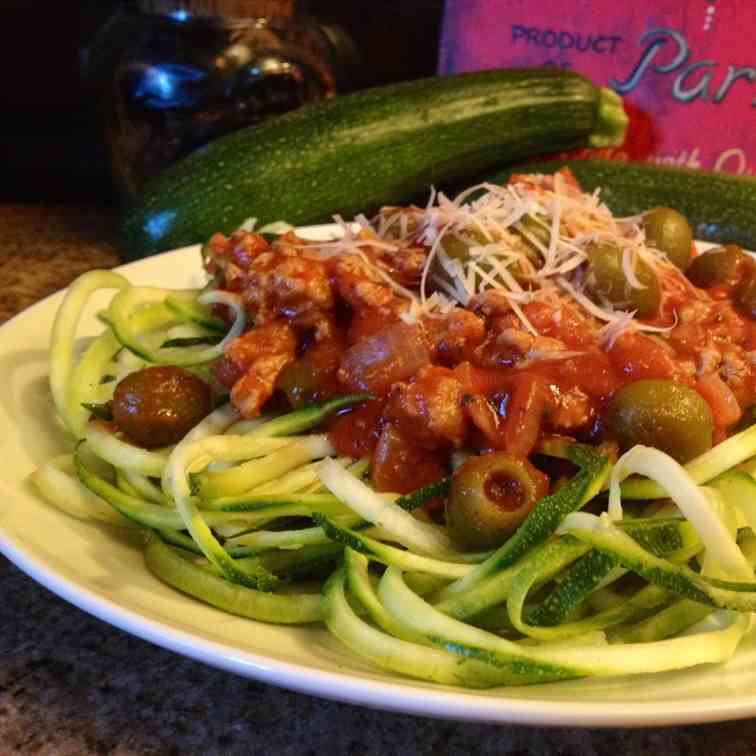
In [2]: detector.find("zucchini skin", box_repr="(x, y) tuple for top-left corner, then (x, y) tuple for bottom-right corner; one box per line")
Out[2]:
(121, 68), (624, 259)
(491, 159), (756, 250)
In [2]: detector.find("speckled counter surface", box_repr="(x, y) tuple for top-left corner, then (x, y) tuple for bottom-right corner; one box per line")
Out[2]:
(3, 205), (756, 755)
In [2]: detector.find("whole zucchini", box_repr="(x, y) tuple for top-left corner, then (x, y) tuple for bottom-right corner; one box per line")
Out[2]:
(121, 68), (627, 260)
(490, 159), (756, 250)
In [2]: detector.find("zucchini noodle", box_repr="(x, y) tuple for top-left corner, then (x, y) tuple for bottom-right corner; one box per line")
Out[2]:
(33, 257), (756, 691)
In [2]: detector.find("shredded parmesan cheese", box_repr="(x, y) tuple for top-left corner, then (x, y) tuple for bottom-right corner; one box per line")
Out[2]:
(286, 175), (686, 350)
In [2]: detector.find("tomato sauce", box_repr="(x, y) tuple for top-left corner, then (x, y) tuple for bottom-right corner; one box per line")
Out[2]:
(370, 425), (447, 494)
(328, 399), (386, 459)
(203, 172), (756, 476)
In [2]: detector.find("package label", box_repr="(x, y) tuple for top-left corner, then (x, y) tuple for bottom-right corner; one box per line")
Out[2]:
(439, 1), (756, 174)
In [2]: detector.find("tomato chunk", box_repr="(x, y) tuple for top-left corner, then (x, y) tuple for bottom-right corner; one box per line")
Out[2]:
(608, 333), (682, 383)
(328, 399), (386, 459)
(383, 366), (467, 450)
(371, 425), (447, 494)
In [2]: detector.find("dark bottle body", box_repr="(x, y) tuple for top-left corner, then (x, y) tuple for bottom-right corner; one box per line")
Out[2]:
(90, 9), (338, 199)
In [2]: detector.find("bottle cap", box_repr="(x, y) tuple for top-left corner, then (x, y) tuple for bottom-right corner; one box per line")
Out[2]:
(138, 0), (294, 21)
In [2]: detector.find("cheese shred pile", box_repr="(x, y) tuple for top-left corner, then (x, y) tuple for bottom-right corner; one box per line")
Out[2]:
(295, 173), (682, 349)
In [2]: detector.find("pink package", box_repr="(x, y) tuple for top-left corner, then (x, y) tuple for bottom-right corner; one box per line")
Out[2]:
(439, 1), (756, 174)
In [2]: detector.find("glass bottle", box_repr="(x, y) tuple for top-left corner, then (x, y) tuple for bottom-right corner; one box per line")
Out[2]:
(88, 0), (340, 200)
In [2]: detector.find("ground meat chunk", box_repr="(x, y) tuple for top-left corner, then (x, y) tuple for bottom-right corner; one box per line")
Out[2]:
(720, 345), (756, 407)
(508, 166), (581, 193)
(545, 385), (594, 433)
(470, 289), (511, 320)
(677, 299), (712, 325)
(226, 231), (271, 271)
(383, 365), (467, 450)
(214, 321), (297, 419)
(203, 231), (271, 287)
(668, 322), (707, 357)
(709, 301), (748, 345)
(383, 243), (428, 287)
(241, 248), (334, 334)
(696, 344), (722, 376)
(331, 255), (404, 317)
(522, 300), (595, 348)
(333, 254), (410, 344)
(721, 346), (750, 383)
(421, 309), (485, 365)
(470, 293), (584, 368)
(474, 317), (569, 369)
(344, 226), (429, 288)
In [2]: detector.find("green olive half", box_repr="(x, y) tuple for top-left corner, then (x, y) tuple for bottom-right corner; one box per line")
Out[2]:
(439, 231), (485, 263)
(513, 213), (551, 252)
(641, 207), (693, 270)
(586, 241), (661, 318)
(446, 452), (548, 551)
(432, 231), (494, 290)
(605, 379), (713, 463)
(433, 221), (543, 290)
(687, 244), (746, 289)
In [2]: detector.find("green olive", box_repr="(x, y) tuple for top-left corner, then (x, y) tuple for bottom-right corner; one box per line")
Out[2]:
(113, 366), (212, 448)
(440, 232), (484, 263)
(433, 219), (545, 291)
(605, 380), (714, 463)
(430, 230), (488, 290)
(381, 210), (420, 240)
(446, 452), (548, 551)
(509, 214), (549, 274)
(641, 207), (693, 270)
(686, 244), (746, 289)
(586, 241), (661, 318)
(514, 213), (551, 250)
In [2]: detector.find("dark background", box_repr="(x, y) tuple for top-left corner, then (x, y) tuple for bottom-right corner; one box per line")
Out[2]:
(0, 1), (445, 203)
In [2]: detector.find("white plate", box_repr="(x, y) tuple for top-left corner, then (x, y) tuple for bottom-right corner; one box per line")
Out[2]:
(3, 238), (756, 729)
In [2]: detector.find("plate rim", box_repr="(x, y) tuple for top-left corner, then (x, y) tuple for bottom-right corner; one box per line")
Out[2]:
(3, 239), (756, 729)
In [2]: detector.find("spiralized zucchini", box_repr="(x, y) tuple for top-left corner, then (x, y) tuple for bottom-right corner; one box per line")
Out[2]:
(33, 269), (756, 689)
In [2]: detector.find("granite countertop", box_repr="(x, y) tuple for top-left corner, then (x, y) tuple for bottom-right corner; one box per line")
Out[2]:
(3, 204), (756, 755)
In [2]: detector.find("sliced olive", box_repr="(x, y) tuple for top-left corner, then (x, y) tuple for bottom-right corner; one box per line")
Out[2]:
(112, 366), (212, 448)
(509, 213), (550, 276)
(275, 340), (341, 408)
(586, 241), (661, 318)
(440, 230), (487, 262)
(605, 379), (713, 463)
(446, 452), (548, 551)
(641, 207), (693, 270)
(429, 230), (485, 291)
(687, 244), (746, 289)
(381, 209), (421, 240)
(513, 213), (551, 251)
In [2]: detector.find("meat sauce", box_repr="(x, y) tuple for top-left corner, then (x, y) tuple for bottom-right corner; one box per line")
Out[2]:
(203, 172), (756, 494)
